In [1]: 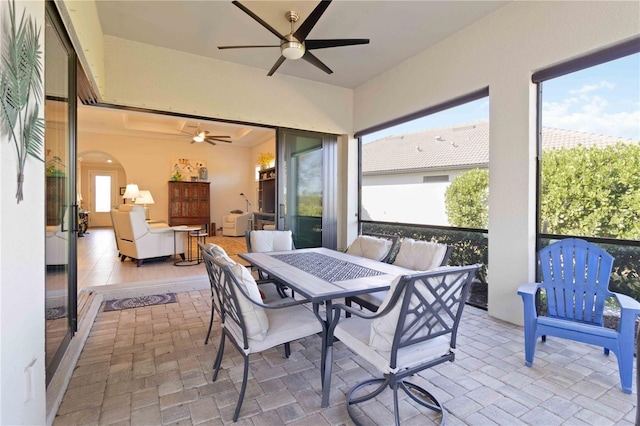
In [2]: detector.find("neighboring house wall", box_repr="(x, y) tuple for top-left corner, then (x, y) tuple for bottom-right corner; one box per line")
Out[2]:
(354, 1), (640, 324)
(362, 170), (465, 226)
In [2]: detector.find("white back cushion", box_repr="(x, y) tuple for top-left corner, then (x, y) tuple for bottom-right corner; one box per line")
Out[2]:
(250, 230), (293, 252)
(393, 239), (448, 271)
(229, 263), (269, 341)
(369, 274), (437, 352)
(346, 235), (393, 261)
(206, 243), (235, 264)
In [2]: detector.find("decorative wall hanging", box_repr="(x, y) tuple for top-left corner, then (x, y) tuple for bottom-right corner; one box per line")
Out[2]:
(0, 0), (45, 203)
(170, 158), (207, 182)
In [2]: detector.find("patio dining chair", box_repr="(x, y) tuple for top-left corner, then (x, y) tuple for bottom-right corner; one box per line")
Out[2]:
(518, 238), (640, 394)
(330, 264), (481, 425)
(201, 250), (322, 422)
(346, 238), (452, 314)
(245, 229), (296, 297)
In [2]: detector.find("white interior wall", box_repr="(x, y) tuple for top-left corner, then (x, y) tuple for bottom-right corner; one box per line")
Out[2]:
(353, 1), (640, 323)
(1, 2), (47, 424)
(79, 131), (254, 229)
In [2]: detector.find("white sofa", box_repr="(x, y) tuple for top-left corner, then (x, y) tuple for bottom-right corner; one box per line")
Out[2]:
(112, 205), (186, 266)
(222, 212), (252, 237)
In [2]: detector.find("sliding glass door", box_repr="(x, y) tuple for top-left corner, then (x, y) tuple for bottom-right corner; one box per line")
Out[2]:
(277, 129), (337, 249)
(44, 3), (78, 385)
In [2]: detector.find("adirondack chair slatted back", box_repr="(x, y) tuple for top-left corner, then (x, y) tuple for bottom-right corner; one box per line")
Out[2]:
(539, 238), (614, 325)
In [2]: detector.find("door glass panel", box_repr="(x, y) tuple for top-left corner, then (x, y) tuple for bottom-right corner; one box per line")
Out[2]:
(280, 131), (324, 248)
(95, 175), (111, 212)
(45, 9), (74, 384)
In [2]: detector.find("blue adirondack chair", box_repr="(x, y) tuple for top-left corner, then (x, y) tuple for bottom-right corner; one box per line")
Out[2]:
(518, 238), (640, 394)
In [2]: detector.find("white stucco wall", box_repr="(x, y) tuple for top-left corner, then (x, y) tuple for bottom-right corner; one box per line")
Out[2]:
(1, 2), (47, 424)
(354, 1), (640, 323)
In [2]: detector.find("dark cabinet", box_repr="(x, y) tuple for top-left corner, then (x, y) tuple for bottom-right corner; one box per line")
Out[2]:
(168, 181), (211, 231)
(258, 167), (276, 214)
(46, 176), (66, 226)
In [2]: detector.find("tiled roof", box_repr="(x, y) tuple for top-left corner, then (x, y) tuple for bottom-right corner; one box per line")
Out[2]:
(362, 120), (635, 174)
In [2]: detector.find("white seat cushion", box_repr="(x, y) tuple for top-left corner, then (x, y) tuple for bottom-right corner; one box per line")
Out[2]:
(229, 263), (269, 341)
(246, 304), (322, 354)
(393, 238), (448, 271)
(335, 315), (450, 374)
(250, 230), (293, 252)
(346, 235), (393, 261)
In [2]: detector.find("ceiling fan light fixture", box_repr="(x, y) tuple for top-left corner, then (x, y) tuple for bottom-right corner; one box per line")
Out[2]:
(281, 40), (304, 60)
(193, 133), (205, 143)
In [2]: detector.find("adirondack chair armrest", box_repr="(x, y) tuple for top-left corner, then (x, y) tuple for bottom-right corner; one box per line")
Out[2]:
(613, 292), (640, 335)
(518, 282), (543, 320)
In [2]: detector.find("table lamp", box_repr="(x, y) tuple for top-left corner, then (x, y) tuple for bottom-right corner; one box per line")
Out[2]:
(134, 190), (155, 220)
(123, 183), (140, 204)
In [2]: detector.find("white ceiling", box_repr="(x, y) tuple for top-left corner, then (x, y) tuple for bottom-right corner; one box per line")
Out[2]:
(94, 0), (509, 89)
(71, 1), (510, 152)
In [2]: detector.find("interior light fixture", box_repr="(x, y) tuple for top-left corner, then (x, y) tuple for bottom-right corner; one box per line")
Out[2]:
(193, 132), (205, 143)
(123, 183), (140, 203)
(134, 190), (155, 220)
(281, 36), (305, 60)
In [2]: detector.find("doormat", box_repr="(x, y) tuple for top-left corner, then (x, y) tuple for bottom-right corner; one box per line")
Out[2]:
(104, 293), (177, 312)
(46, 306), (66, 320)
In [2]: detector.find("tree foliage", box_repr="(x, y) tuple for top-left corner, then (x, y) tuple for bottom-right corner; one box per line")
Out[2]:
(445, 168), (488, 228)
(540, 143), (640, 239)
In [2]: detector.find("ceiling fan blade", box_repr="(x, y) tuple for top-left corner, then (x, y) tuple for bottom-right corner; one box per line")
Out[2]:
(232, 1), (285, 40)
(302, 51), (333, 74)
(207, 138), (233, 144)
(218, 45), (280, 50)
(305, 39), (370, 50)
(205, 135), (231, 138)
(204, 140), (217, 146)
(267, 56), (286, 76)
(294, 0), (331, 41)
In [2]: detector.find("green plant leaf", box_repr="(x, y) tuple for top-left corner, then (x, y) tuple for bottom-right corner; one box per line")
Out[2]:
(23, 103), (44, 162)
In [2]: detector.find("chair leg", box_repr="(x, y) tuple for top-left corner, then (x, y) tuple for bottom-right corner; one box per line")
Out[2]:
(345, 297), (352, 318)
(284, 342), (291, 358)
(523, 327), (538, 367)
(617, 346), (633, 394)
(204, 305), (215, 345)
(233, 354), (250, 422)
(346, 377), (390, 423)
(400, 380), (445, 425)
(212, 333), (226, 381)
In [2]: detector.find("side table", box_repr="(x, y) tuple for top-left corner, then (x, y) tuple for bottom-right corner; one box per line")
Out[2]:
(172, 226), (205, 266)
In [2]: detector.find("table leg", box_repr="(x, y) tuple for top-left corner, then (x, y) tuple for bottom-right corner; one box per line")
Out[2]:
(314, 300), (337, 408)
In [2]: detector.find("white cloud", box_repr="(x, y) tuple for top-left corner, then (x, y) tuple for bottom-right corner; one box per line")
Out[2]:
(543, 88), (640, 140)
(569, 81), (615, 95)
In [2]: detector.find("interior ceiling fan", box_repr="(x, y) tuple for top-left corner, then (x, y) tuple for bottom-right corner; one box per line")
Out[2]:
(182, 124), (232, 146)
(218, 0), (370, 76)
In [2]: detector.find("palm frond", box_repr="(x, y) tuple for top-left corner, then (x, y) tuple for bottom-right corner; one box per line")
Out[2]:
(23, 103), (44, 162)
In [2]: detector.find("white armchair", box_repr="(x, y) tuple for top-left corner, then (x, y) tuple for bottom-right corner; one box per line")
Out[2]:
(222, 212), (251, 236)
(46, 224), (69, 266)
(46, 207), (71, 266)
(112, 205), (186, 266)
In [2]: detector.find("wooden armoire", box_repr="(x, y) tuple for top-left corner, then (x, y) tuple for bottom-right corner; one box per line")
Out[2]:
(168, 181), (211, 232)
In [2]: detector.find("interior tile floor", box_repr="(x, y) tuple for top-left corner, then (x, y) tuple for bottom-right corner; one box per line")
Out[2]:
(52, 228), (637, 425)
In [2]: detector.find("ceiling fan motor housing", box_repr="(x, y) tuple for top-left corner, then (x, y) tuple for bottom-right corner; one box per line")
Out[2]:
(281, 34), (305, 60)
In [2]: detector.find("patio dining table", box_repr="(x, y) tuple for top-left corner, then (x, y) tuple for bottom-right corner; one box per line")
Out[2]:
(239, 247), (412, 407)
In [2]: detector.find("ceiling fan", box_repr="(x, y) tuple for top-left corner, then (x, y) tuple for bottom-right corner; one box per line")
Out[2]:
(182, 124), (232, 146)
(218, 0), (370, 76)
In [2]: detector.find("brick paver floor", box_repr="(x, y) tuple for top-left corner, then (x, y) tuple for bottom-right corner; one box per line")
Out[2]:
(53, 290), (637, 425)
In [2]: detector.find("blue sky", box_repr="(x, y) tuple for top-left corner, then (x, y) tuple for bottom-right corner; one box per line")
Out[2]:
(364, 52), (639, 143)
